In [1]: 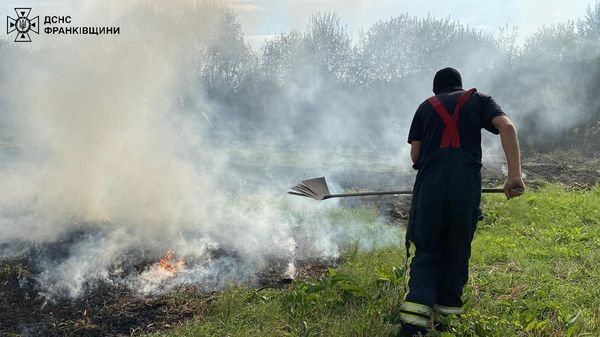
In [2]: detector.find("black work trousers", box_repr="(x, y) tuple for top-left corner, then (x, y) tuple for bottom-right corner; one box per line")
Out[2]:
(399, 153), (481, 330)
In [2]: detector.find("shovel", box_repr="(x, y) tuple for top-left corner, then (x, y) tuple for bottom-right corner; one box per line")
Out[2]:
(288, 176), (513, 201)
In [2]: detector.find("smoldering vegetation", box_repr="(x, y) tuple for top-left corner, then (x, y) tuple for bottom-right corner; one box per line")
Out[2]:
(183, 4), (600, 153)
(0, 0), (599, 320)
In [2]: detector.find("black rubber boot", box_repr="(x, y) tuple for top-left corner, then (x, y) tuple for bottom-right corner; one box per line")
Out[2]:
(400, 323), (428, 337)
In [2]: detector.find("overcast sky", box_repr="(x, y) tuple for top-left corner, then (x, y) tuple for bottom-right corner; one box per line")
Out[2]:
(2, 0), (595, 45)
(232, 0), (595, 47)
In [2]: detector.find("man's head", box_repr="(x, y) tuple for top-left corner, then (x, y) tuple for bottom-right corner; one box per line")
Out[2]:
(433, 67), (462, 94)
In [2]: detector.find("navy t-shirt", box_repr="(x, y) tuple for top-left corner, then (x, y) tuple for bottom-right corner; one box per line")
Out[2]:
(407, 88), (506, 170)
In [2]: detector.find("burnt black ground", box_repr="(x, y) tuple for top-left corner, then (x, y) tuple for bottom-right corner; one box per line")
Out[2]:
(0, 257), (208, 337)
(1, 150), (599, 337)
(0, 252), (332, 337)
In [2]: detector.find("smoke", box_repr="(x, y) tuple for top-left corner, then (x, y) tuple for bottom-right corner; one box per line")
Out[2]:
(1, 0), (599, 299)
(2, 5), (213, 241)
(0, 1), (402, 299)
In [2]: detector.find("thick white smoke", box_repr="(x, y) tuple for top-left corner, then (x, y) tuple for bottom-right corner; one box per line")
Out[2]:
(4, 0), (595, 300)
(0, 1), (402, 298)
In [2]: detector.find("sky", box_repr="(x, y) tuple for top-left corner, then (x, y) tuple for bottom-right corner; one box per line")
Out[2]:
(1, 0), (595, 46)
(231, 0), (595, 47)
(0, 0), (597, 297)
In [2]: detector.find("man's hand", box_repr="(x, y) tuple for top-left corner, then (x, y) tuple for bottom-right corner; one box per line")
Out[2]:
(492, 115), (524, 199)
(504, 176), (525, 199)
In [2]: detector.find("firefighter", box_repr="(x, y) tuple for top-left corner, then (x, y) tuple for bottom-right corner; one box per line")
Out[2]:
(398, 67), (525, 336)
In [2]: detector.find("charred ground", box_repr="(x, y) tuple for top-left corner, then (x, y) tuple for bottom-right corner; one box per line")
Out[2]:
(1, 150), (599, 337)
(0, 248), (331, 337)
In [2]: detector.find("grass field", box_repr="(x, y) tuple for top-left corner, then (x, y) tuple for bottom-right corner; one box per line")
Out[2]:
(145, 184), (600, 337)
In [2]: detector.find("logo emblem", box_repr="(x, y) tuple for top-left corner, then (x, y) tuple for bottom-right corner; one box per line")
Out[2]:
(7, 8), (39, 42)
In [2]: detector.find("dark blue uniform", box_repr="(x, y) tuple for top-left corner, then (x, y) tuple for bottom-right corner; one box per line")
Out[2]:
(399, 88), (505, 334)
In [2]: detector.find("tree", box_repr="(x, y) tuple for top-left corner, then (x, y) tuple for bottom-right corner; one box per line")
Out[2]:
(355, 15), (499, 83)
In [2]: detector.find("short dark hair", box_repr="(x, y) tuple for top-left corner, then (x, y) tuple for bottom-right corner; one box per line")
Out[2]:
(433, 67), (462, 94)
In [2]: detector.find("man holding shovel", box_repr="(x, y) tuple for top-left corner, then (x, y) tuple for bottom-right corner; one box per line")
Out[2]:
(398, 67), (525, 336)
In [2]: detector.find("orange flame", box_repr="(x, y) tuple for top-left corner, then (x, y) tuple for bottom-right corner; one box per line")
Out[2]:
(159, 249), (184, 273)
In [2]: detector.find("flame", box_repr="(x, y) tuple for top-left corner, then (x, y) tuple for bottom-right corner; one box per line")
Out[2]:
(158, 249), (184, 273)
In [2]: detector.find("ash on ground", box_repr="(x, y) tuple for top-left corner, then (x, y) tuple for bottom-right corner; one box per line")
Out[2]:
(0, 251), (331, 337)
(2, 150), (599, 336)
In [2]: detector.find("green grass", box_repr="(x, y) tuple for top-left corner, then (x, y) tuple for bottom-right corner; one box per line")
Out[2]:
(148, 185), (600, 337)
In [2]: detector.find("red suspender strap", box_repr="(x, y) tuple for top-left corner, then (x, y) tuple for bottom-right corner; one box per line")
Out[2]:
(427, 88), (477, 148)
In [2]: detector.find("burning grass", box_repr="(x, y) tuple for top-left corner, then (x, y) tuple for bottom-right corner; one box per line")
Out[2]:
(0, 247), (333, 336)
(145, 185), (600, 337)
(1, 154), (599, 337)
(0, 198), (400, 336)
(0, 255), (210, 336)
(158, 250), (185, 274)
(2, 185), (600, 336)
